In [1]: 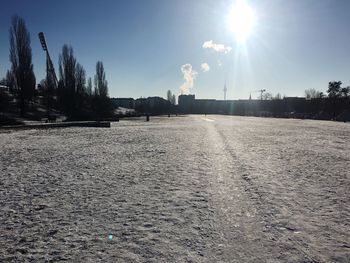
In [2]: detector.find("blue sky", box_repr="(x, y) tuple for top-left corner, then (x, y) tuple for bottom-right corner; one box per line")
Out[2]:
(1, 0), (349, 100)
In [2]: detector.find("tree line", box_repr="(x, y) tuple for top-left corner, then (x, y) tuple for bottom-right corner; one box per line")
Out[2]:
(250, 83), (350, 101)
(0, 15), (113, 121)
(267, 82), (350, 119)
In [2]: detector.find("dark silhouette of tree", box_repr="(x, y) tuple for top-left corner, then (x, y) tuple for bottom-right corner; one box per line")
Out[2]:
(76, 63), (86, 94)
(93, 61), (111, 119)
(94, 61), (108, 97)
(45, 68), (57, 115)
(9, 15), (36, 116)
(273, 93), (282, 100)
(327, 81), (342, 98)
(38, 65), (57, 117)
(37, 78), (49, 111)
(57, 45), (96, 119)
(340, 87), (350, 98)
(86, 77), (93, 96)
(84, 77), (93, 116)
(327, 81), (344, 119)
(58, 45), (77, 117)
(75, 63), (86, 112)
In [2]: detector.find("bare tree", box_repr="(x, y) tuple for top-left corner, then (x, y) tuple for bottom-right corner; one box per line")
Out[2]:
(94, 61), (108, 97)
(9, 15), (36, 115)
(93, 61), (111, 119)
(86, 77), (93, 96)
(58, 45), (77, 116)
(305, 88), (322, 99)
(75, 63), (87, 112)
(261, 92), (273, 100)
(59, 45), (76, 92)
(273, 93), (282, 100)
(75, 63), (86, 95)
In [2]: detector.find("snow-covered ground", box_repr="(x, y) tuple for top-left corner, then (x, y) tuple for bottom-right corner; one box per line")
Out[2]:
(0, 115), (349, 262)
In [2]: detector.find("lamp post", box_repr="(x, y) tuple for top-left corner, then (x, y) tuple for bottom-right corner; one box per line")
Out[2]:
(224, 82), (227, 100)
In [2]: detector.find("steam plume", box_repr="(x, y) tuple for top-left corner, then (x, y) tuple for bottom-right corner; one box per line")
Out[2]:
(179, 64), (197, 94)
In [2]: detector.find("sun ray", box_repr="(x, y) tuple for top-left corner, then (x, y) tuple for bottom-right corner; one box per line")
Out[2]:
(227, 0), (256, 43)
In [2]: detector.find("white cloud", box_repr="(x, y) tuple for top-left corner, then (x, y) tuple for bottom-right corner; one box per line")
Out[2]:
(202, 40), (232, 54)
(201, 63), (210, 72)
(179, 64), (197, 94)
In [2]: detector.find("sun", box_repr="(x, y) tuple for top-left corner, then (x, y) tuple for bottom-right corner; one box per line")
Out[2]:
(227, 0), (256, 43)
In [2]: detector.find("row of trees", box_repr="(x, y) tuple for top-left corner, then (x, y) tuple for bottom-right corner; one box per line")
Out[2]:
(252, 82), (350, 101)
(247, 82), (349, 102)
(305, 82), (350, 99)
(253, 82), (350, 119)
(53, 45), (111, 119)
(1, 15), (112, 120)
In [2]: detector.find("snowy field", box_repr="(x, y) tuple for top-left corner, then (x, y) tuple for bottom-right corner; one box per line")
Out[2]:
(0, 115), (349, 262)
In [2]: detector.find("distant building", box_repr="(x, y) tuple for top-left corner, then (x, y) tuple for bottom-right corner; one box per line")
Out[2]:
(110, 96), (174, 114)
(178, 94), (234, 114)
(135, 96), (172, 114)
(110, 98), (135, 109)
(178, 94), (315, 117)
(178, 94), (195, 113)
(147, 96), (166, 108)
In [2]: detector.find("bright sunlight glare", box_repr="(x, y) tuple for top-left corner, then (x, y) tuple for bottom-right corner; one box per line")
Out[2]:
(227, 0), (256, 43)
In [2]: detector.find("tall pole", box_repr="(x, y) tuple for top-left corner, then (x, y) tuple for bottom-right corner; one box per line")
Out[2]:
(38, 32), (58, 118)
(223, 82), (227, 100)
(38, 32), (58, 89)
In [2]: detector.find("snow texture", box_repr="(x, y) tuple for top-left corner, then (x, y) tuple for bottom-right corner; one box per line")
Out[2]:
(0, 115), (349, 262)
